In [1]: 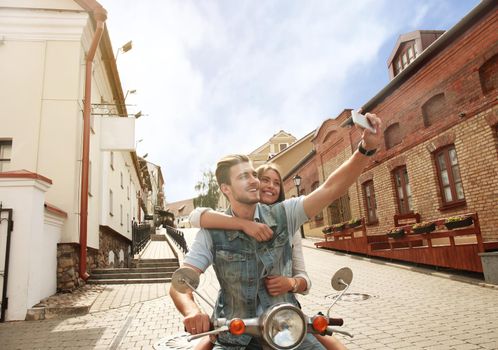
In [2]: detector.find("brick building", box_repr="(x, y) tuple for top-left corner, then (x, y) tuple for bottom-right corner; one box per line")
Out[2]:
(284, 0), (498, 244)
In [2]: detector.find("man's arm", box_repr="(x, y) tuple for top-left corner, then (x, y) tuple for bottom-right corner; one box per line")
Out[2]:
(169, 264), (211, 335)
(303, 113), (382, 218)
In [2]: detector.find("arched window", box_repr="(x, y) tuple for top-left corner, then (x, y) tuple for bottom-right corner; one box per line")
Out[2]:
(385, 123), (402, 150)
(479, 54), (498, 95)
(323, 130), (337, 143)
(422, 93), (446, 127)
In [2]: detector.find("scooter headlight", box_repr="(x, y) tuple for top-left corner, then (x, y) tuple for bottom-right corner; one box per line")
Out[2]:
(261, 303), (306, 349)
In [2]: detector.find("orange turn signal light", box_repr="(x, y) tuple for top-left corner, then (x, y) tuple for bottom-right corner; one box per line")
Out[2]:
(312, 315), (328, 333)
(229, 318), (246, 335)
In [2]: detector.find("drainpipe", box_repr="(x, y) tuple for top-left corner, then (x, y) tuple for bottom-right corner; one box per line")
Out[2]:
(79, 5), (107, 280)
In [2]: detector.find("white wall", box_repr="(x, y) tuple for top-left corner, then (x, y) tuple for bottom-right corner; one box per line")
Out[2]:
(0, 3), (142, 253)
(0, 175), (62, 321)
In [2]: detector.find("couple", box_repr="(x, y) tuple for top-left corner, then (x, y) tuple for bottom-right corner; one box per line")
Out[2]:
(170, 113), (382, 349)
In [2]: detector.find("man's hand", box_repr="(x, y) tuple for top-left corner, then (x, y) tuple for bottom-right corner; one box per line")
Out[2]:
(264, 275), (293, 296)
(362, 112), (382, 150)
(241, 221), (273, 242)
(184, 310), (210, 335)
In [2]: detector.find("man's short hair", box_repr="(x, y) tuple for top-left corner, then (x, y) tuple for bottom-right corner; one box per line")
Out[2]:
(215, 154), (251, 186)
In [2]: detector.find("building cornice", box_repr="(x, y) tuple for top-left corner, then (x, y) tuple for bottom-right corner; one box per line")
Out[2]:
(0, 7), (88, 41)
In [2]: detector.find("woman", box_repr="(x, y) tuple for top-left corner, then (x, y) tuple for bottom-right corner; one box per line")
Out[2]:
(188, 164), (346, 350)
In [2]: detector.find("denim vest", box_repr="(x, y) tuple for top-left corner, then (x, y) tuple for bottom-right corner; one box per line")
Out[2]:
(209, 202), (298, 347)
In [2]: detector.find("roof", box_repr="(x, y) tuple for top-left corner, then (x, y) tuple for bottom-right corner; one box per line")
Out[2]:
(387, 30), (445, 65)
(360, 0), (495, 113)
(249, 130), (296, 155)
(165, 198), (195, 218)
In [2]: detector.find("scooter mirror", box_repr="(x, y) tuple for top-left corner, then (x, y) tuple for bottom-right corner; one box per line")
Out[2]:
(171, 267), (200, 294)
(331, 267), (353, 291)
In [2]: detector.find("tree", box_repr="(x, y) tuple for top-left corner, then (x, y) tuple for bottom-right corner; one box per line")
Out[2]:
(193, 170), (220, 209)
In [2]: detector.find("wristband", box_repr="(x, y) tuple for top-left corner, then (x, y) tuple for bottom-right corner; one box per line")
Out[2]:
(291, 278), (299, 293)
(358, 140), (377, 156)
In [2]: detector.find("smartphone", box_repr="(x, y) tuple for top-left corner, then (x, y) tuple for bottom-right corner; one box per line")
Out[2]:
(351, 109), (376, 134)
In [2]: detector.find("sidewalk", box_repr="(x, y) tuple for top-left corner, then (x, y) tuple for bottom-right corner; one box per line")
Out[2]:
(28, 229), (177, 320)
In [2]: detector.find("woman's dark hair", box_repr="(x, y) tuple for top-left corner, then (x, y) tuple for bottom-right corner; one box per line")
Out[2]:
(256, 164), (286, 203)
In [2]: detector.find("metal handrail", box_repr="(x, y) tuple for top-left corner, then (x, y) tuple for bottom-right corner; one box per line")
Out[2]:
(132, 222), (152, 255)
(165, 226), (189, 254)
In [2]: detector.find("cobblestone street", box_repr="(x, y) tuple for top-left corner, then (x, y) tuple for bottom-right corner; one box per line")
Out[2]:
(0, 228), (497, 349)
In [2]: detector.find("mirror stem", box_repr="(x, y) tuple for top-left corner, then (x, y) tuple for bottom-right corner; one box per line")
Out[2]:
(183, 279), (215, 309)
(327, 279), (350, 317)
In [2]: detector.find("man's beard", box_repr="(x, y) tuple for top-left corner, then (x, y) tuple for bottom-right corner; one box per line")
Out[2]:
(232, 189), (260, 205)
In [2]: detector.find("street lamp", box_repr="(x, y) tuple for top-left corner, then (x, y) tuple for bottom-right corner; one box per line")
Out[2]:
(134, 111), (143, 119)
(135, 138), (143, 150)
(115, 40), (133, 61)
(293, 174), (305, 238)
(125, 89), (137, 101)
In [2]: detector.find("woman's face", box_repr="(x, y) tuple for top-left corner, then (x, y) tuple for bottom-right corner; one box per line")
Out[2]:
(259, 169), (281, 205)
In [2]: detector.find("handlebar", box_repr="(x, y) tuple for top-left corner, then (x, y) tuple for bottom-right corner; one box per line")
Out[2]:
(328, 318), (344, 326)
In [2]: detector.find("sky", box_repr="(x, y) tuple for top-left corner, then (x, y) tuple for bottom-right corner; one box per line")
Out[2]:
(98, 0), (480, 203)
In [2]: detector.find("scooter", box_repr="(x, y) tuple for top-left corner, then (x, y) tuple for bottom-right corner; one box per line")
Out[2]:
(154, 267), (354, 350)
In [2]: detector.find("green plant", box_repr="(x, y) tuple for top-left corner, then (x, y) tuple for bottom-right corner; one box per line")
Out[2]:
(446, 215), (470, 223)
(322, 226), (332, 234)
(412, 221), (434, 229)
(348, 218), (361, 226)
(332, 223), (345, 231)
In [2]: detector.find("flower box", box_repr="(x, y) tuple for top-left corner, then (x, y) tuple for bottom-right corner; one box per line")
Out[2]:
(347, 218), (362, 228)
(322, 226), (332, 234)
(387, 228), (405, 239)
(332, 223), (346, 232)
(412, 222), (436, 234)
(444, 216), (473, 230)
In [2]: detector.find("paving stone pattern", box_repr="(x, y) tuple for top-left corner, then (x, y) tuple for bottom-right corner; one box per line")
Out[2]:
(0, 228), (497, 349)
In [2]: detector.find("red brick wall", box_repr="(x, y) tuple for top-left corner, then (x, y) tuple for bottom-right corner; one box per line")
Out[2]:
(313, 7), (498, 241)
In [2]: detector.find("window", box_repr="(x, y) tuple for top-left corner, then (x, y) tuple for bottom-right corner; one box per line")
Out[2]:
(407, 47), (414, 63)
(127, 213), (130, 232)
(479, 54), (497, 94)
(435, 145), (465, 206)
(121, 172), (124, 189)
(279, 143), (288, 152)
(109, 189), (114, 215)
(396, 59), (402, 74)
(120, 204), (123, 225)
(127, 185), (130, 200)
(362, 180), (378, 224)
(402, 53), (408, 67)
(110, 151), (114, 170)
(0, 140), (12, 172)
(393, 166), (413, 214)
(422, 93), (446, 127)
(385, 123), (402, 150)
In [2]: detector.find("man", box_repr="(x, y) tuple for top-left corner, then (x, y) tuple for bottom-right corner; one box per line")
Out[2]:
(170, 113), (382, 349)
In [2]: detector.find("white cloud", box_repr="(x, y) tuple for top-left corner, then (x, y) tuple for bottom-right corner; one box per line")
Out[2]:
(99, 0), (479, 202)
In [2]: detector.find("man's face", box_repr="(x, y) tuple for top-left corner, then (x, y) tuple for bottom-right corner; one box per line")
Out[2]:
(225, 162), (260, 205)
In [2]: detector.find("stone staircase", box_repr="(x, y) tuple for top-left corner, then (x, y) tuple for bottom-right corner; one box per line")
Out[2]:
(87, 258), (179, 284)
(88, 233), (180, 284)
